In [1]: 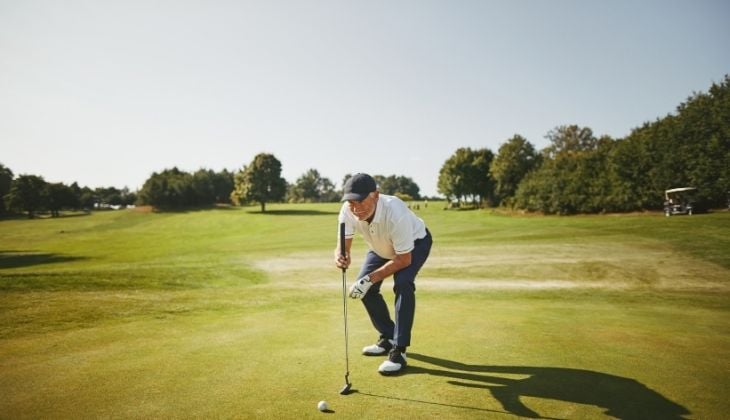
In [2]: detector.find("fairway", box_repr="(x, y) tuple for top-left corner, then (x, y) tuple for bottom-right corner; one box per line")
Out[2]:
(1, 204), (729, 419)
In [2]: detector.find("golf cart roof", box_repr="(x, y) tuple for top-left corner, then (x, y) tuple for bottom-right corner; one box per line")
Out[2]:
(665, 187), (697, 194)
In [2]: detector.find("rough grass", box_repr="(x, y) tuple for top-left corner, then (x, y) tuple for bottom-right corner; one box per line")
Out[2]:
(1, 203), (729, 419)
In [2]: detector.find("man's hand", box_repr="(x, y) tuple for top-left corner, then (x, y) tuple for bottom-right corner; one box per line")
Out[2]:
(349, 275), (372, 299)
(334, 250), (351, 270)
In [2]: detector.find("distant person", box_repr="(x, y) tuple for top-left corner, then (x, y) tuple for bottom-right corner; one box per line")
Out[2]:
(334, 173), (433, 375)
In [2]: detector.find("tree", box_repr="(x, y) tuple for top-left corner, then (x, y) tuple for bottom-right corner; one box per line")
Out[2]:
(45, 183), (79, 217)
(438, 148), (472, 204)
(137, 167), (195, 209)
(75, 184), (96, 210)
(137, 167), (232, 209)
(6, 175), (47, 218)
(190, 169), (235, 205)
(373, 175), (421, 200)
(606, 130), (657, 211)
(289, 169), (337, 203)
(95, 186), (125, 207)
(191, 169), (217, 206)
(120, 187), (137, 207)
(374, 175), (395, 195)
(471, 148), (496, 206)
(231, 153), (287, 212)
(585, 136), (619, 212)
(211, 169), (234, 204)
(513, 126), (620, 214)
(513, 166), (553, 213)
(490, 135), (541, 206)
(511, 76), (729, 214)
(543, 125), (598, 159)
(438, 147), (495, 207)
(671, 78), (730, 206)
(0, 163), (13, 214)
(606, 75), (730, 210)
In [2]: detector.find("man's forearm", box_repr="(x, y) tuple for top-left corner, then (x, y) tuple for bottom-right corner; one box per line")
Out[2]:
(369, 252), (412, 283)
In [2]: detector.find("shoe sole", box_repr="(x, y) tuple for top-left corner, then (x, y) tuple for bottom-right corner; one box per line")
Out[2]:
(378, 367), (406, 376)
(363, 351), (388, 356)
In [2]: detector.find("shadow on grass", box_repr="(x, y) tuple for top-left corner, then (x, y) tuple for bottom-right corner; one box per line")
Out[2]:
(0, 250), (88, 269)
(357, 389), (513, 416)
(48, 212), (93, 219)
(0, 211), (94, 220)
(405, 353), (690, 419)
(147, 205), (239, 213)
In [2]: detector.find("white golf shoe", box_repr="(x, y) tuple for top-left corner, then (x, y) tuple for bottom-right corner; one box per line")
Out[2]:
(378, 348), (407, 375)
(362, 338), (395, 356)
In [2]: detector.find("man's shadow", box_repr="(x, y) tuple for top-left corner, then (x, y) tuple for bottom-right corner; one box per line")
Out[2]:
(407, 353), (690, 420)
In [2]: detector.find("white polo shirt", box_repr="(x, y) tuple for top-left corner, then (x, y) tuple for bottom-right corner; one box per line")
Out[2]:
(339, 194), (427, 260)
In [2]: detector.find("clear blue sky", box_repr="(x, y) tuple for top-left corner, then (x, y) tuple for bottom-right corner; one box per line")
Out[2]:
(1, 0), (728, 197)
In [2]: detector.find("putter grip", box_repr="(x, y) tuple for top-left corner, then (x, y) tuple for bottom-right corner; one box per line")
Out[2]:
(339, 223), (346, 258)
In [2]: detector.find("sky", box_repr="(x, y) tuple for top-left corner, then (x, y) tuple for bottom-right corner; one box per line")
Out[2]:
(1, 0), (728, 197)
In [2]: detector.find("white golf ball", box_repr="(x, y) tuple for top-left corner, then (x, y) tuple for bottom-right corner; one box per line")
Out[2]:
(317, 400), (329, 412)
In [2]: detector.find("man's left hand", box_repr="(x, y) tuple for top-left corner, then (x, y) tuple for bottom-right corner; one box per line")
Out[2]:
(349, 275), (373, 299)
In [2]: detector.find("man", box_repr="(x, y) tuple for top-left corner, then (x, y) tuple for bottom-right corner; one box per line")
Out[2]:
(334, 173), (432, 375)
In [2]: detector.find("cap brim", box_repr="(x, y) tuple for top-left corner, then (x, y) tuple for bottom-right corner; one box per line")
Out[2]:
(341, 192), (368, 202)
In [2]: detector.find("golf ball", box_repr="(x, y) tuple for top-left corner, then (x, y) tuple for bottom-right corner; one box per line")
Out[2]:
(317, 400), (329, 412)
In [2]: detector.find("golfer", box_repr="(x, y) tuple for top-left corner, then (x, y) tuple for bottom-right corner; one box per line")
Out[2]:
(334, 173), (432, 375)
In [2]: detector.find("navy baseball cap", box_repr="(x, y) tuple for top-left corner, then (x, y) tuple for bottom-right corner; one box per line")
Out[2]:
(341, 173), (377, 201)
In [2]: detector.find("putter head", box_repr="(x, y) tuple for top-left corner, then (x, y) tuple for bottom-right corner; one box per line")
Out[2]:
(339, 382), (352, 395)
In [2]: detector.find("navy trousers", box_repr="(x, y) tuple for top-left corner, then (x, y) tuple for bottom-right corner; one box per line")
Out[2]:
(356, 230), (432, 348)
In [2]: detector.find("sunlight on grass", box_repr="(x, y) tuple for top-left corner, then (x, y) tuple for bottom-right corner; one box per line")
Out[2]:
(1, 204), (728, 418)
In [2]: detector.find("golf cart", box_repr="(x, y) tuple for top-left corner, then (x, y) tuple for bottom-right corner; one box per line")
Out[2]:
(663, 187), (697, 216)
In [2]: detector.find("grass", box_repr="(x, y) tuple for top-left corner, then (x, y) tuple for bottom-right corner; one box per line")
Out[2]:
(1, 203), (729, 419)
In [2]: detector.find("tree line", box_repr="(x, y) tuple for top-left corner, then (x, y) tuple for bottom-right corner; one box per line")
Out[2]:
(438, 75), (729, 214)
(227, 154), (422, 212)
(0, 168), (137, 219)
(0, 158), (422, 216)
(2, 75), (727, 217)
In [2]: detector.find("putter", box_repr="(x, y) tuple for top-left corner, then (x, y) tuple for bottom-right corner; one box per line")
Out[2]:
(339, 223), (353, 395)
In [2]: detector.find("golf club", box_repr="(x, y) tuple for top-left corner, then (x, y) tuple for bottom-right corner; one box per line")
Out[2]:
(339, 222), (353, 395)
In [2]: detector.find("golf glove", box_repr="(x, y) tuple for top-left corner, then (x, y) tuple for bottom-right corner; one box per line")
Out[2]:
(349, 275), (373, 299)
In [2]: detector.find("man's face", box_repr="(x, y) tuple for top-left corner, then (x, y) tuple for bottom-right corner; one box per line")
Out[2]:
(347, 192), (378, 221)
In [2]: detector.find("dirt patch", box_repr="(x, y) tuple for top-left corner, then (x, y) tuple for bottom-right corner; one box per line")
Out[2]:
(416, 278), (628, 290)
(251, 253), (331, 272)
(131, 206), (155, 213)
(251, 244), (729, 292)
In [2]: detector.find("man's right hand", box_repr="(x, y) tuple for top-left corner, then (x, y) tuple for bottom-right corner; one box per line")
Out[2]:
(335, 250), (350, 270)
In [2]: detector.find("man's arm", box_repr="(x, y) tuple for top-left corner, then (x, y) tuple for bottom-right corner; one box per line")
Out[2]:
(367, 251), (412, 283)
(348, 251), (412, 299)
